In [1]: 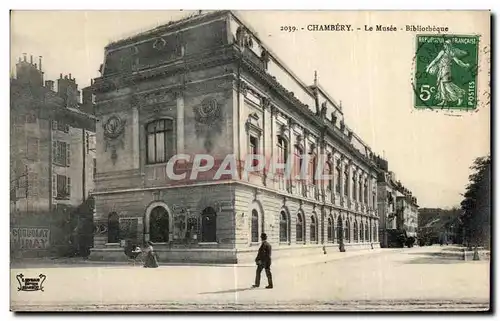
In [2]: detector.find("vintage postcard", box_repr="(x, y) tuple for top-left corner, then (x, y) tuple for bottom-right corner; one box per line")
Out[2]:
(9, 10), (491, 312)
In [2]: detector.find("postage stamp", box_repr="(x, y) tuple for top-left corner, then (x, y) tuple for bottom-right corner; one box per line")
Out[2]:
(414, 34), (479, 110)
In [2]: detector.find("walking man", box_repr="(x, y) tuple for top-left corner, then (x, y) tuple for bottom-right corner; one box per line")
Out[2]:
(253, 233), (273, 289)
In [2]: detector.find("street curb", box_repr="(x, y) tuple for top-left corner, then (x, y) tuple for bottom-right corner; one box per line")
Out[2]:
(11, 248), (399, 269)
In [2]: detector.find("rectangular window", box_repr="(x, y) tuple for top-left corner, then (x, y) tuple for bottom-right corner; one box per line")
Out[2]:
(56, 174), (70, 199)
(93, 158), (97, 179)
(25, 113), (37, 123)
(26, 137), (39, 161)
(249, 135), (259, 167)
(146, 119), (174, 164)
(53, 141), (70, 167)
(335, 161), (341, 193)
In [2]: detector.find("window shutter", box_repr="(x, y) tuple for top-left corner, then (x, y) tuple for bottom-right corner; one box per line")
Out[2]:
(66, 143), (71, 166)
(52, 174), (57, 198)
(52, 141), (57, 163)
(67, 177), (71, 197)
(52, 120), (57, 130)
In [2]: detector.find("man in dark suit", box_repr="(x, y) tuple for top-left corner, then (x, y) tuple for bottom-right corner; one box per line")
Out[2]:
(252, 233), (273, 289)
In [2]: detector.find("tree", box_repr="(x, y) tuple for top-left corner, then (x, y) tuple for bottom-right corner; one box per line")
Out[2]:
(460, 155), (491, 249)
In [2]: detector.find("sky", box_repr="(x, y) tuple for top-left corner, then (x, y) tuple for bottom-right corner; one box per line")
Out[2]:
(10, 10), (491, 208)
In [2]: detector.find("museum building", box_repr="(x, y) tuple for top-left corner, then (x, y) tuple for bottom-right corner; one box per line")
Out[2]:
(90, 10), (382, 263)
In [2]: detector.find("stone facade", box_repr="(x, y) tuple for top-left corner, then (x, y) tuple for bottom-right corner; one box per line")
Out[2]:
(90, 11), (381, 263)
(10, 54), (96, 255)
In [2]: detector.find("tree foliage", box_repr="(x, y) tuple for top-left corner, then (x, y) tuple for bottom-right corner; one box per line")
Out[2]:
(460, 155), (491, 248)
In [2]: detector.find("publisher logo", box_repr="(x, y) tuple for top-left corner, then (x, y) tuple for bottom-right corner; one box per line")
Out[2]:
(16, 273), (46, 292)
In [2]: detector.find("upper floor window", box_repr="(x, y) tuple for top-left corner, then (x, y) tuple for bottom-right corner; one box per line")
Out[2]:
(309, 156), (317, 185)
(326, 162), (333, 191)
(335, 160), (341, 193)
(277, 136), (288, 170)
(358, 179), (362, 202)
(52, 141), (70, 167)
(52, 120), (69, 133)
(25, 113), (37, 123)
(294, 145), (304, 180)
(26, 137), (39, 161)
(249, 135), (259, 167)
(146, 119), (174, 164)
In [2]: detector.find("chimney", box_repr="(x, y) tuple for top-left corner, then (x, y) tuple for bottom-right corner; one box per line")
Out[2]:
(38, 56), (42, 71)
(30, 55), (33, 64)
(60, 73), (63, 79)
(45, 80), (54, 91)
(23, 53), (27, 62)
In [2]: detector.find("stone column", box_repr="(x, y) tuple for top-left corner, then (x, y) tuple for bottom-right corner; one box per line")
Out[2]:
(175, 90), (185, 155)
(131, 104), (140, 169)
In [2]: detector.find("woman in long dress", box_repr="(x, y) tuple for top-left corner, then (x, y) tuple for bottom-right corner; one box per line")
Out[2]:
(143, 241), (159, 268)
(425, 40), (470, 106)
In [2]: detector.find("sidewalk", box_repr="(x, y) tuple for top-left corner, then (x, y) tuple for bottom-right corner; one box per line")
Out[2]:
(11, 247), (400, 269)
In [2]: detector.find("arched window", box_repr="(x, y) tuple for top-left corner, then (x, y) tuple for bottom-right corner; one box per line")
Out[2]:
(294, 145), (303, 180)
(146, 119), (174, 164)
(353, 220), (358, 242)
(201, 207), (217, 243)
(150, 206), (169, 243)
(296, 213), (304, 243)
(345, 218), (350, 242)
(335, 160), (341, 194)
(310, 215), (317, 242)
(337, 216), (343, 242)
(360, 221), (364, 242)
(107, 212), (119, 243)
(327, 216), (333, 242)
(279, 211), (289, 242)
(251, 209), (259, 243)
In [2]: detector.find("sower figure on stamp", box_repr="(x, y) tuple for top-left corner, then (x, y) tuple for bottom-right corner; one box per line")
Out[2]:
(253, 233), (273, 289)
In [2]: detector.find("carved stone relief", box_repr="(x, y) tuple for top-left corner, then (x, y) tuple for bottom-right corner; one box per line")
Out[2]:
(103, 115), (127, 165)
(193, 97), (223, 152)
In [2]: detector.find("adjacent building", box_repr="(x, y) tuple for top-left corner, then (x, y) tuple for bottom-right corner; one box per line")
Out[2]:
(376, 159), (419, 247)
(10, 54), (96, 257)
(90, 11), (382, 263)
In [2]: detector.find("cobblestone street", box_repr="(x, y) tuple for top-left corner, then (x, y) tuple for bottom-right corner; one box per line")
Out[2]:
(10, 246), (490, 311)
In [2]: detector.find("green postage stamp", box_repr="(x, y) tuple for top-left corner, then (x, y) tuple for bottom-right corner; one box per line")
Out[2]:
(414, 34), (479, 110)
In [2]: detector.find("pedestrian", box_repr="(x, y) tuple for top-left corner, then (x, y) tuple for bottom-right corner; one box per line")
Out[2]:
(252, 233), (273, 289)
(143, 241), (159, 268)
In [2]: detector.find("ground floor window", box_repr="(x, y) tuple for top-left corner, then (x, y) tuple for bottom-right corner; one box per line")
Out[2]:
(280, 211), (289, 242)
(201, 207), (217, 242)
(327, 217), (333, 242)
(296, 213), (304, 243)
(150, 206), (169, 243)
(251, 209), (259, 243)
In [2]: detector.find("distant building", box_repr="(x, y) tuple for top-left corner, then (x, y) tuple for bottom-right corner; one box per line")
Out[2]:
(418, 208), (460, 245)
(376, 159), (419, 247)
(90, 11), (381, 263)
(10, 54), (96, 257)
